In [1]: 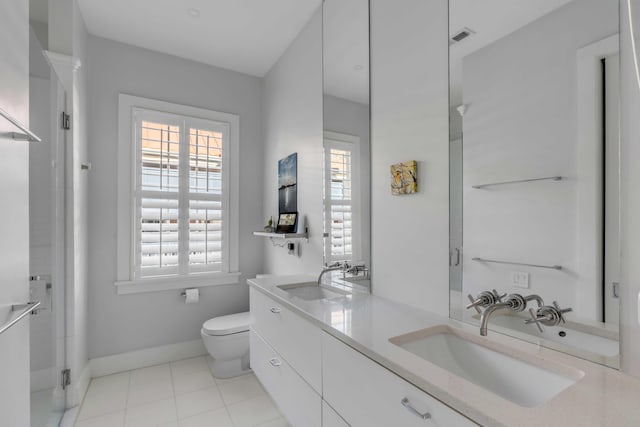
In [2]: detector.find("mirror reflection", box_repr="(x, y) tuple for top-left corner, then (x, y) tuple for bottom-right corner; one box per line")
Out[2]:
(322, 0), (371, 270)
(449, 0), (620, 367)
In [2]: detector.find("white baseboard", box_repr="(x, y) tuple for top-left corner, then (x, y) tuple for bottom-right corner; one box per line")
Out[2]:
(89, 339), (207, 378)
(71, 363), (91, 407)
(59, 406), (78, 427)
(31, 367), (55, 392)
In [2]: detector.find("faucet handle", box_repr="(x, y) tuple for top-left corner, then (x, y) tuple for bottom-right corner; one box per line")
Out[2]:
(466, 294), (484, 314)
(526, 308), (545, 333)
(552, 301), (572, 324)
(466, 290), (505, 313)
(492, 289), (507, 302)
(525, 302), (573, 330)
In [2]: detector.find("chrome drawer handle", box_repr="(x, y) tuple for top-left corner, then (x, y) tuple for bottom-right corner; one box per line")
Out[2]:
(269, 358), (282, 367)
(270, 307), (281, 314)
(401, 398), (431, 420)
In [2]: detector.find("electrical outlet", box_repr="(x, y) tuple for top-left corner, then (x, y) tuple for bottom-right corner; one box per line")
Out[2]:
(511, 271), (529, 288)
(287, 242), (295, 255)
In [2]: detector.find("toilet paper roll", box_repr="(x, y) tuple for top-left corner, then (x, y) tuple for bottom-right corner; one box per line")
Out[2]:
(184, 288), (199, 304)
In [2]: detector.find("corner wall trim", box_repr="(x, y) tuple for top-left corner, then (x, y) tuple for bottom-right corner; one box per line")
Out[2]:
(89, 339), (207, 378)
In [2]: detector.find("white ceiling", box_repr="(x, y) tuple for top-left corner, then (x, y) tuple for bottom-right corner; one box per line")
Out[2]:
(77, 0), (321, 77)
(36, 0), (573, 107)
(323, 0), (369, 105)
(449, 0), (573, 104)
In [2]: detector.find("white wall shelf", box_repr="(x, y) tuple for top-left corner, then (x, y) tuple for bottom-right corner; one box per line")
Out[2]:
(253, 231), (308, 240)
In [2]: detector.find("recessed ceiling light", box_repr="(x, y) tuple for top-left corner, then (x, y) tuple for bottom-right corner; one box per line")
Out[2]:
(354, 64), (363, 71)
(187, 8), (200, 18)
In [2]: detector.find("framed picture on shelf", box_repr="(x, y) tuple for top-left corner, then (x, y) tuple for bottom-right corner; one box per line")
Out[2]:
(276, 212), (298, 233)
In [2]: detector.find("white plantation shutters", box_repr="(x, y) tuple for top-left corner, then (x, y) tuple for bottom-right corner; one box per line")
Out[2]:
(324, 132), (361, 263)
(134, 109), (229, 278)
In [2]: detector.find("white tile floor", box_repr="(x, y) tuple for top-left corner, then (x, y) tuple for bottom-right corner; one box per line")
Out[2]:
(75, 356), (290, 427)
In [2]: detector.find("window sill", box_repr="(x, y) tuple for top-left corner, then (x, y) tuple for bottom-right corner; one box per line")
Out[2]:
(114, 272), (242, 295)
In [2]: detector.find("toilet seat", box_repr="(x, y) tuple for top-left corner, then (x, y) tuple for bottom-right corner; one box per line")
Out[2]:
(202, 311), (249, 336)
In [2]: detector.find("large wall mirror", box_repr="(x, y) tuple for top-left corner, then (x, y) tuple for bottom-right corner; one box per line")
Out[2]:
(449, 0), (620, 368)
(322, 0), (371, 270)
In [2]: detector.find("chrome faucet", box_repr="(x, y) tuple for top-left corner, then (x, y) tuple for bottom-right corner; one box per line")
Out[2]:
(523, 294), (545, 308)
(317, 263), (345, 284)
(480, 301), (516, 336)
(479, 293), (545, 336)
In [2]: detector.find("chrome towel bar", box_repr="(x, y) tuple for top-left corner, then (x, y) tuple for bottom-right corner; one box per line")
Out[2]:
(0, 106), (42, 142)
(472, 257), (562, 270)
(472, 175), (562, 189)
(0, 301), (41, 336)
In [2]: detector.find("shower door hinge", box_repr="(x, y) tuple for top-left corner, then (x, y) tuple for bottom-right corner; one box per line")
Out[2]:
(61, 368), (71, 390)
(612, 282), (620, 298)
(61, 112), (71, 130)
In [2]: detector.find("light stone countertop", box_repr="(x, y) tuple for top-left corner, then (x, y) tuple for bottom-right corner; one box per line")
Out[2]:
(248, 274), (640, 427)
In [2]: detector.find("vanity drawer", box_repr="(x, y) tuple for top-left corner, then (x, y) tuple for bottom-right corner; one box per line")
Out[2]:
(250, 288), (322, 392)
(250, 329), (321, 427)
(322, 332), (478, 427)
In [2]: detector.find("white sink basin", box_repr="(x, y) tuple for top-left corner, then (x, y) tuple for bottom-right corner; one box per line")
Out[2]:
(390, 325), (583, 407)
(277, 282), (349, 301)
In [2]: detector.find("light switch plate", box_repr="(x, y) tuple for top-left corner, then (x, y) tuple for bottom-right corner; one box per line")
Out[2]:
(511, 271), (530, 288)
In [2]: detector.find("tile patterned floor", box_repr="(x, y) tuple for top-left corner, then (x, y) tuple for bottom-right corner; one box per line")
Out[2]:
(75, 356), (290, 427)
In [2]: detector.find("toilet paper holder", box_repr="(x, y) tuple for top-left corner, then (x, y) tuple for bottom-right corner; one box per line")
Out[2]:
(181, 288), (200, 303)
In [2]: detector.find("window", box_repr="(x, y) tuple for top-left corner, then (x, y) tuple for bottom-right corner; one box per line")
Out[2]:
(323, 131), (361, 264)
(116, 95), (239, 294)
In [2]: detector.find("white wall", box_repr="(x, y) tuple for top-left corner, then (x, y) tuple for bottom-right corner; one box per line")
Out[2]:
(30, 23), (50, 80)
(369, 0), (450, 315)
(0, 0), (31, 424)
(620, 0), (640, 378)
(461, 0), (617, 321)
(323, 95), (370, 267)
(86, 36), (264, 358)
(262, 8), (324, 274)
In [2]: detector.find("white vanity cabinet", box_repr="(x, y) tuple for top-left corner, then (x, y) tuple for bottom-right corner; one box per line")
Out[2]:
(250, 287), (477, 427)
(250, 288), (322, 392)
(322, 333), (478, 427)
(250, 329), (321, 426)
(250, 289), (322, 426)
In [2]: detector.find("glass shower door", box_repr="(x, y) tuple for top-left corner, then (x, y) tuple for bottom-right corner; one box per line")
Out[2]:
(29, 54), (68, 427)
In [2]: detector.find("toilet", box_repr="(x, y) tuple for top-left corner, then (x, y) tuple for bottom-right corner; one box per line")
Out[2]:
(201, 311), (251, 378)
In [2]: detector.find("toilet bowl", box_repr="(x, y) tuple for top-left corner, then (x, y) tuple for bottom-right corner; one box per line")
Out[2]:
(201, 311), (251, 379)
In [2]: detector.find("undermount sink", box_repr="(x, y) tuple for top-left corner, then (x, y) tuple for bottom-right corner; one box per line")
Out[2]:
(390, 325), (584, 407)
(277, 282), (349, 301)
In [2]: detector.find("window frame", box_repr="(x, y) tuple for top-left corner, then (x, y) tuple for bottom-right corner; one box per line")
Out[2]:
(115, 94), (240, 294)
(323, 131), (362, 264)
